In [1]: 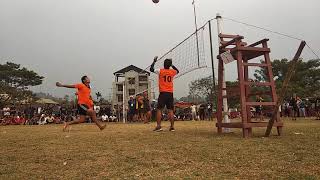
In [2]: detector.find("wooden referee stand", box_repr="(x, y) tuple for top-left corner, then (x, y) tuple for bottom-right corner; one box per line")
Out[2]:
(216, 34), (284, 138)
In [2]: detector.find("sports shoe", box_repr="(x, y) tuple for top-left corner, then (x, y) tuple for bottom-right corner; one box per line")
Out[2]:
(153, 126), (163, 132)
(100, 124), (107, 131)
(169, 127), (175, 132)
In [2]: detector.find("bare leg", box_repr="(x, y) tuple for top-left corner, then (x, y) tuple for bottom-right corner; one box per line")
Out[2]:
(144, 111), (151, 123)
(87, 109), (106, 130)
(156, 109), (162, 127)
(63, 115), (86, 131)
(168, 109), (174, 128)
(143, 112), (147, 123)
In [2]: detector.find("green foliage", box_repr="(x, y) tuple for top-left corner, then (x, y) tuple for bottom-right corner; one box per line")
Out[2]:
(254, 58), (320, 98)
(189, 75), (215, 103)
(0, 62), (44, 106)
(225, 81), (241, 109)
(188, 76), (239, 108)
(179, 95), (205, 104)
(96, 92), (102, 101)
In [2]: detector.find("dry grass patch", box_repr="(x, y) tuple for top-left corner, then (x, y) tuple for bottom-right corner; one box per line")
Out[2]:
(0, 119), (320, 179)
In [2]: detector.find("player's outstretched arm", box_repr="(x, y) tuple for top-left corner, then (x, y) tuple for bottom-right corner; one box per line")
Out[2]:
(56, 82), (76, 89)
(171, 65), (179, 74)
(150, 56), (158, 73)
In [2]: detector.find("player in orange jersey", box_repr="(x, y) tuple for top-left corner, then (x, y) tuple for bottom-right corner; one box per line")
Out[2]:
(56, 76), (106, 131)
(150, 56), (179, 132)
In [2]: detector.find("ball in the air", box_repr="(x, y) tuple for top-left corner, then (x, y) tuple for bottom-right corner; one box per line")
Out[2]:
(152, 0), (159, 3)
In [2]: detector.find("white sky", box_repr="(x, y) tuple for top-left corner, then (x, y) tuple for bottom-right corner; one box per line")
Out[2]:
(0, 0), (319, 99)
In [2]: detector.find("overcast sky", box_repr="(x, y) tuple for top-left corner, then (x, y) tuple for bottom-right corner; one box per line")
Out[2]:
(0, 0), (319, 99)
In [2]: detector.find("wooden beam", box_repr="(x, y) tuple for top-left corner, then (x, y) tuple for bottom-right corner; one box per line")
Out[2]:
(234, 47), (270, 52)
(248, 39), (269, 47)
(215, 122), (283, 128)
(243, 63), (268, 67)
(219, 36), (244, 49)
(265, 41), (306, 137)
(221, 41), (247, 46)
(218, 34), (239, 38)
(244, 82), (272, 86)
(243, 122), (283, 128)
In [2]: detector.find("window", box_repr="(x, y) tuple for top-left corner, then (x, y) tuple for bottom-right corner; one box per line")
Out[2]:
(128, 78), (135, 85)
(139, 75), (148, 82)
(117, 84), (123, 91)
(117, 94), (123, 102)
(139, 83), (148, 88)
(129, 89), (135, 95)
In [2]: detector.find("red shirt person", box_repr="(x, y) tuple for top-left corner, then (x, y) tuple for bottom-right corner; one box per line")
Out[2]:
(150, 57), (179, 132)
(56, 76), (106, 131)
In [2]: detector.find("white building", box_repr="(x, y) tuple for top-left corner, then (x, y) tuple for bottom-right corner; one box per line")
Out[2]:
(112, 65), (152, 110)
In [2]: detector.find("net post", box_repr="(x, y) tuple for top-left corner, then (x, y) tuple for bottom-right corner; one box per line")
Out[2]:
(208, 20), (217, 108)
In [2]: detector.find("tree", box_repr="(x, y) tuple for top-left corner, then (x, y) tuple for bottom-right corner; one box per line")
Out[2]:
(96, 92), (102, 101)
(179, 95), (205, 104)
(0, 62), (44, 106)
(188, 76), (241, 108)
(254, 58), (320, 98)
(189, 75), (215, 103)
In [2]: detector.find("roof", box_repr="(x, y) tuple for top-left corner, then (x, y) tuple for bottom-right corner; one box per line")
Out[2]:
(35, 98), (59, 104)
(113, 65), (150, 76)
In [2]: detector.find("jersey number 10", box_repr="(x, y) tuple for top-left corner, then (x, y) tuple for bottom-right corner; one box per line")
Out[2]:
(163, 75), (172, 82)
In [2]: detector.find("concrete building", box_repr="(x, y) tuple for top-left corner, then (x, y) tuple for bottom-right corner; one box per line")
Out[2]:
(112, 65), (152, 111)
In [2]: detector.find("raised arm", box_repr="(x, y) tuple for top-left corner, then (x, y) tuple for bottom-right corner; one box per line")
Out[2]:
(171, 64), (179, 74)
(56, 82), (76, 89)
(150, 56), (158, 73)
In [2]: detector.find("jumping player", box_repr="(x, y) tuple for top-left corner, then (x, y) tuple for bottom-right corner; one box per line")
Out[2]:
(150, 56), (179, 132)
(56, 76), (106, 131)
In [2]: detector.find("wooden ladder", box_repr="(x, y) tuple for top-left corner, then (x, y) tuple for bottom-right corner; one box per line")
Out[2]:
(216, 34), (283, 138)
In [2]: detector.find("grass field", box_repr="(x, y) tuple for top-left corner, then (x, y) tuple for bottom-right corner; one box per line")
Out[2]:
(1, 119), (320, 179)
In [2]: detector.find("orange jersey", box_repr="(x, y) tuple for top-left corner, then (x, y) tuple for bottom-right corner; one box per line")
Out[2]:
(75, 83), (93, 108)
(156, 69), (177, 93)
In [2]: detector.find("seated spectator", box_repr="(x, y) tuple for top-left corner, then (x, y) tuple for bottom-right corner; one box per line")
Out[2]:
(109, 115), (117, 122)
(65, 116), (74, 122)
(30, 116), (39, 125)
(18, 115), (26, 125)
(1, 116), (12, 125)
(46, 114), (55, 124)
(13, 115), (20, 125)
(54, 116), (61, 124)
(101, 114), (108, 122)
(38, 114), (46, 125)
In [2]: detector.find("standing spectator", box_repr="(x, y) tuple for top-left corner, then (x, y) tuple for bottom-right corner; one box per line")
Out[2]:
(283, 101), (290, 117)
(299, 98), (306, 118)
(136, 94), (144, 122)
(305, 99), (311, 117)
(150, 100), (157, 121)
(255, 95), (264, 121)
(3, 107), (10, 117)
(94, 105), (101, 115)
(207, 103), (213, 121)
(290, 96), (298, 120)
(199, 104), (206, 120)
(127, 96), (136, 123)
(191, 104), (197, 120)
(142, 91), (151, 124)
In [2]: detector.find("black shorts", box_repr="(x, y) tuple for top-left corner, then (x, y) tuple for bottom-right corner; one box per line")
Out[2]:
(157, 92), (174, 110)
(77, 104), (89, 116)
